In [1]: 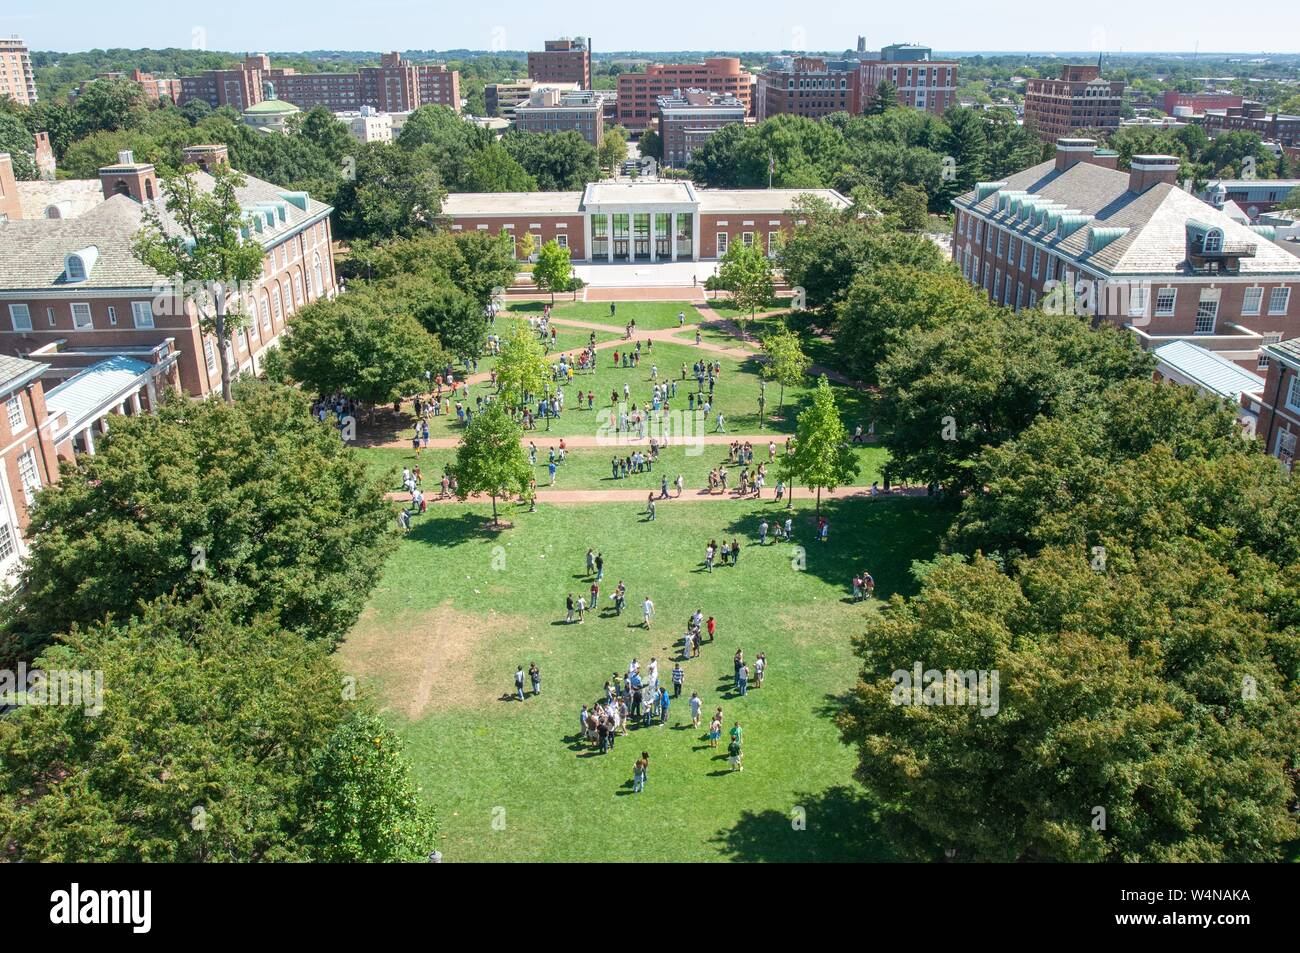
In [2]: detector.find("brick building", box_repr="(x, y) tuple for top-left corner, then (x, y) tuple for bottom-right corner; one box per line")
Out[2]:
(950, 138), (1300, 370)
(756, 57), (860, 121)
(441, 180), (849, 262)
(857, 43), (958, 116)
(528, 38), (592, 90)
(1256, 337), (1300, 467)
(0, 38), (37, 106)
(0, 145), (338, 401)
(617, 58), (753, 130)
(180, 53), (458, 114)
(1201, 101), (1300, 150)
(74, 69), (184, 104)
(657, 90), (746, 169)
(514, 87), (604, 148)
(1161, 90), (1242, 117)
(1023, 65), (1125, 141)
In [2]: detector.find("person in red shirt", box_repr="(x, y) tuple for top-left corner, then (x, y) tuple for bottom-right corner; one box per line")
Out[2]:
(706, 616), (716, 642)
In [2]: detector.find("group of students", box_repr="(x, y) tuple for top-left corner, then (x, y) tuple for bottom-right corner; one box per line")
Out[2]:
(703, 538), (744, 571)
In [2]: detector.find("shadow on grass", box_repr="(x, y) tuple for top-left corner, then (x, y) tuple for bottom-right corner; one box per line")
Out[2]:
(710, 784), (896, 862)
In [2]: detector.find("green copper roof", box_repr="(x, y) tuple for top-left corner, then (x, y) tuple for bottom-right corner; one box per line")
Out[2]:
(244, 99), (300, 115)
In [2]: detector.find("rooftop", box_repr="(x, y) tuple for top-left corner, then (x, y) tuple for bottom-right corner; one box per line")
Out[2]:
(1153, 341), (1265, 398)
(44, 356), (155, 431)
(0, 353), (47, 396)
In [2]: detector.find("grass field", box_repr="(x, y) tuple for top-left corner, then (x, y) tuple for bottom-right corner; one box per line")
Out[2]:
(360, 443), (888, 495)
(338, 493), (952, 861)
(507, 300), (706, 331)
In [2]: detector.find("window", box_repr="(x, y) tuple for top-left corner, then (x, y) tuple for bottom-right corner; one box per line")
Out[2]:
(0, 520), (14, 564)
(8, 303), (31, 331)
(1202, 229), (1222, 254)
(1268, 287), (1291, 315)
(17, 448), (40, 505)
(1003, 277), (1013, 307)
(1032, 250), (1041, 279)
(65, 256), (86, 281)
(131, 301), (154, 328)
(741, 232), (754, 247)
(1259, 333), (1282, 370)
(71, 303), (93, 330)
(716, 232), (728, 255)
(996, 231), (1004, 257)
(1019, 243), (1028, 270)
(1242, 287), (1263, 316)
(1007, 238), (1016, 264)
(1278, 428), (1297, 469)
(1155, 288), (1177, 316)
(556, 234), (568, 249)
(106, 306), (118, 325)
(975, 221), (983, 244)
(1016, 283), (1025, 311)
(1028, 290), (1038, 309)
(46, 307), (54, 327)
(1047, 256), (1059, 281)
(1195, 295), (1219, 334)
(1287, 374), (1300, 415)
(261, 298), (271, 332)
(204, 337), (217, 373)
(292, 274), (304, 308)
(6, 394), (24, 431)
(273, 287), (284, 323)
(1128, 285), (1150, 318)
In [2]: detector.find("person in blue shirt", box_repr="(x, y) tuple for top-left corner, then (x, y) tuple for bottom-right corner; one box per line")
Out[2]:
(548, 461), (557, 486)
(659, 686), (670, 725)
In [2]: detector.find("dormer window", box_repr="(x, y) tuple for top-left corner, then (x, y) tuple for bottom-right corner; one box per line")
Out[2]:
(65, 256), (86, 281)
(1203, 229), (1223, 254)
(64, 246), (98, 282)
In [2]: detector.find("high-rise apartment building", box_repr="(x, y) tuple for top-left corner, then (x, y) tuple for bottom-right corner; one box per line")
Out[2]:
(0, 38), (37, 106)
(617, 58), (753, 130)
(1023, 65), (1125, 142)
(528, 38), (592, 89)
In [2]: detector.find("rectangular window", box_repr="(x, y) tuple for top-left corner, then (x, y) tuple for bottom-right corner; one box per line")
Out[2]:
(1007, 238), (1016, 264)
(1031, 250), (1041, 279)
(994, 269), (1003, 301)
(71, 303), (93, 330)
(1242, 287), (1264, 316)
(132, 301), (155, 328)
(204, 338), (217, 372)
(8, 303), (31, 331)
(6, 394), (24, 431)
(18, 448), (40, 505)
(0, 520), (14, 564)
(1287, 374), (1300, 415)
(1268, 287), (1291, 315)
(716, 232), (728, 255)
(1019, 243), (1028, 270)
(1155, 288), (1177, 316)
(1195, 296), (1219, 334)
(1259, 333), (1282, 370)
(995, 231), (1004, 257)
(975, 221), (983, 244)
(107, 306), (117, 325)
(1047, 257), (1059, 281)
(556, 234), (568, 248)
(1003, 277), (1013, 307)
(741, 232), (754, 247)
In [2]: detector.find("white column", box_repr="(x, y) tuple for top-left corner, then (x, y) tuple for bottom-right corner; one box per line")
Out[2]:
(671, 212), (678, 262)
(146, 379), (158, 410)
(130, 391), (142, 414)
(606, 212), (613, 263)
(82, 427), (95, 456)
(649, 211), (657, 263)
(691, 213), (700, 262)
(582, 214), (592, 263)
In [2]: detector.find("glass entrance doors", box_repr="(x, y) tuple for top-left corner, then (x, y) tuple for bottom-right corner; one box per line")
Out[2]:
(633, 213), (651, 259)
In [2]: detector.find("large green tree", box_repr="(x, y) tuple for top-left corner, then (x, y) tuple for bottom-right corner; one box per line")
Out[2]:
(8, 382), (394, 656)
(782, 376), (859, 514)
(452, 401), (532, 525)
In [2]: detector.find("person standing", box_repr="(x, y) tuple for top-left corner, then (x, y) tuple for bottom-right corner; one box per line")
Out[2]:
(728, 732), (743, 772)
(708, 711), (722, 748)
(690, 691), (702, 728)
(738, 663), (749, 696)
(671, 662), (684, 699)
(566, 593), (575, 624)
(642, 596), (655, 629)
(586, 548), (596, 576)
(675, 474), (684, 497)
(731, 538), (741, 567)
(514, 666), (525, 702)
(576, 594), (586, 624)
(632, 754), (647, 793)
(595, 551), (604, 581)
(754, 653), (765, 688)
(706, 615), (716, 643)
(647, 495), (656, 521)
(659, 685), (671, 725)
(529, 662), (541, 696)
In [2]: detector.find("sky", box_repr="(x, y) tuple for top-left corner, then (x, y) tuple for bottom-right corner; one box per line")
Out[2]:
(2, 0), (1298, 55)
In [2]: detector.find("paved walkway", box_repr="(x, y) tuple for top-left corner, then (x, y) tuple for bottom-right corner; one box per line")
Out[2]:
(388, 484), (921, 506)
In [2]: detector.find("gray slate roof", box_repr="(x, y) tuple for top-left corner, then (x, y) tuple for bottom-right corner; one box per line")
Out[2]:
(955, 159), (1300, 277)
(0, 170), (332, 294)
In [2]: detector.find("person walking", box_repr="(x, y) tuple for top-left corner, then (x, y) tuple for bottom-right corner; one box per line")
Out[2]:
(708, 711), (722, 748)
(565, 593), (575, 624)
(647, 495), (656, 521)
(671, 662), (684, 699)
(642, 596), (655, 629)
(659, 685), (670, 725)
(514, 666), (525, 702)
(759, 519), (769, 545)
(690, 691), (702, 728)
(632, 754), (647, 793)
(529, 662), (541, 696)
(707, 615), (716, 643)
(675, 474), (684, 497)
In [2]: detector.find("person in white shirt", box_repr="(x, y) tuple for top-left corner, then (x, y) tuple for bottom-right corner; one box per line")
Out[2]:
(642, 597), (655, 629)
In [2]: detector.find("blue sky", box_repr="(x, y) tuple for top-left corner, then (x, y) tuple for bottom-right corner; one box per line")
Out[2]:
(2, 0), (1297, 54)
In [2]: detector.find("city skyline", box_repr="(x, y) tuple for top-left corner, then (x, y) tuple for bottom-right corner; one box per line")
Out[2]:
(2, 0), (1298, 55)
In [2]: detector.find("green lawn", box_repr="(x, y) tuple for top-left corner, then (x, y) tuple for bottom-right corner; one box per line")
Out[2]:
(339, 493), (952, 861)
(704, 296), (793, 321)
(359, 442), (888, 494)
(385, 340), (871, 445)
(507, 300), (706, 331)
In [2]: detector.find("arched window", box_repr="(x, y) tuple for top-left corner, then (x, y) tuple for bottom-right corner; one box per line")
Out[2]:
(1203, 228), (1223, 254)
(272, 286), (284, 324)
(313, 253), (323, 298)
(144, 179), (155, 201)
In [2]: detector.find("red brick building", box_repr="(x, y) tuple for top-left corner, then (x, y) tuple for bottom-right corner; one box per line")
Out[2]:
(950, 138), (1300, 370)
(657, 90), (747, 169)
(0, 145), (339, 401)
(617, 58), (753, 130)
(1023, 65), (1125, 142)
(442, 181), (849, 262)
(857, 44), (958, 116)
(180, 53), (459, 114)
(74, 69), (184, 104)
(1256, 337), (1300, 467)
(756, 57), (860, 120)
(1201, 101), (1300, 150)
(1161, 90), (1242, 117)
(528, 38), (592, 90)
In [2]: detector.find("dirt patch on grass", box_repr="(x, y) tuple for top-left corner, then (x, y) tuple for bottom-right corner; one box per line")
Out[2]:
(340, 601), (524, 719)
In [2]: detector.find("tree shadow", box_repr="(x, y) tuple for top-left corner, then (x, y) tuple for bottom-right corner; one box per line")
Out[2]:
(710, 784), (896, 862)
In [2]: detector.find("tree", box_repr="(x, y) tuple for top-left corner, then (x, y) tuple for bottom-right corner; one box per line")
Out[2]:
(300, 712), (438, 862)
(638, 130), (662, 162)
(0, 113), (36, 179)
(785, 376), (859, 514)
(532, 239), (574, 303)
(501, 129), (600, 190)
(71, 77), (148, 137)
(8, 382), (394, 656)
(133, 162), (266, 404)
(598, 126), (629, 172)
(1282, 184), (1300, 211)
(297, 105), (353, 165)
(332, 142), (445, 242)
(715, 239), (775, 335)
(461, 141), (537, 192)
(887, 182), (929, 231)
(278, 294), (444, 407)
(451, 401), (532, 525)
(410, 284), (487, 361)
(869, 80), (900, 115)
(837, 548), (1299, 861)
(0, 595), (348, 861)
(493, 321), (548, 412)
(761, 328), (811, 418)
(940, 106), (989, 195)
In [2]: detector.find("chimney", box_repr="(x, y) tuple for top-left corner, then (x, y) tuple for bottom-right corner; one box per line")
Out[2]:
(98, 152), (159, 203)
(1055, 137), (1097, 172)
(33, 131), (55, 181)
(182, 143), (230, 173)
(1128, 154), (1180, 194)
(0, 153), (22, 221)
